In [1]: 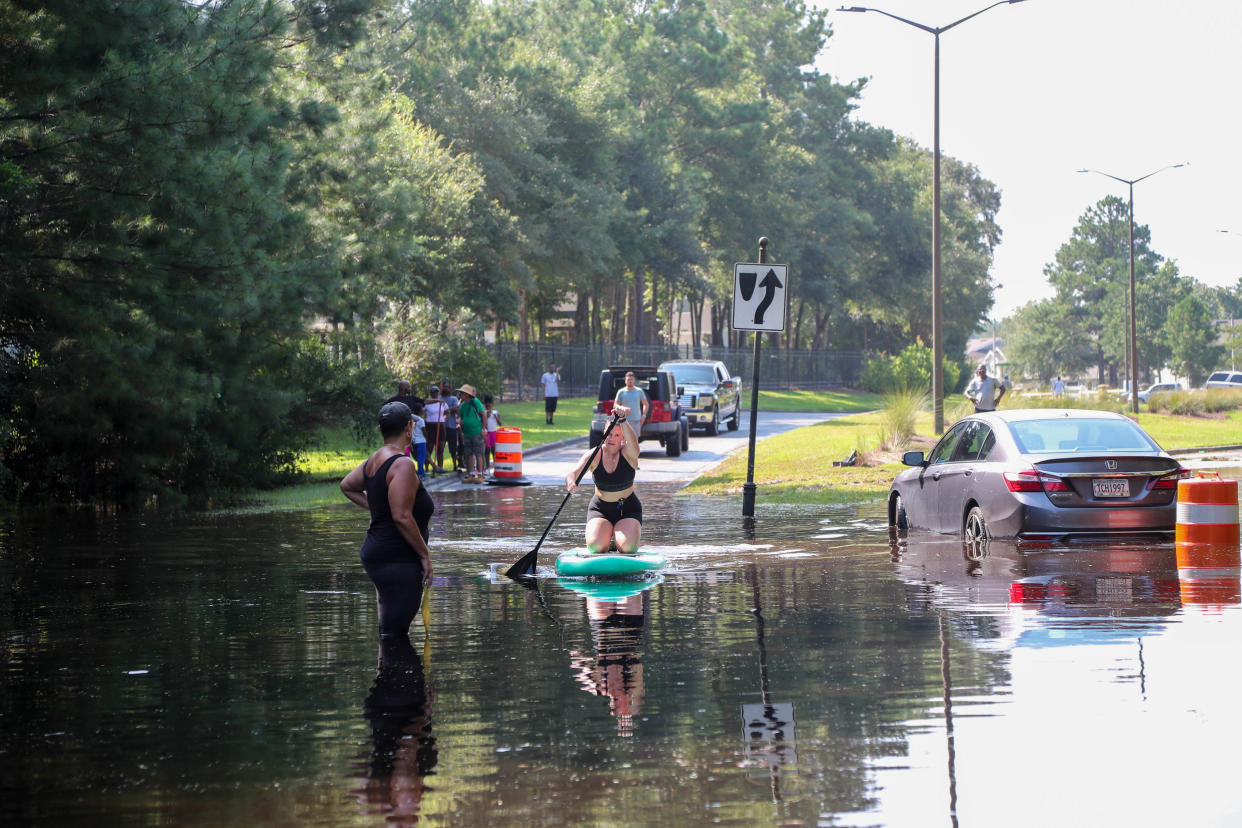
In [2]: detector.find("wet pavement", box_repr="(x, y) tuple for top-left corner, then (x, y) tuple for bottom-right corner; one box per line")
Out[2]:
(3, 432), (1242, 826)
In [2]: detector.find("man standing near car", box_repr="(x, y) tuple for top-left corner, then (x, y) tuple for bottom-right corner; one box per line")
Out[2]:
(965, 365), (1005, 413)
(614, 371), (650, 428)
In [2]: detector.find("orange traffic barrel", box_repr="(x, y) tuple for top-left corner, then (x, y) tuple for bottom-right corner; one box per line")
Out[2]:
(1175, 476), (1240, 549)
(488, 427), (531, 486)
(1176, 475), (1240, 606)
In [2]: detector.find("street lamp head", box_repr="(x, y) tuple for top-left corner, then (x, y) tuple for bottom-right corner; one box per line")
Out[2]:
(838, 6), (868, 12)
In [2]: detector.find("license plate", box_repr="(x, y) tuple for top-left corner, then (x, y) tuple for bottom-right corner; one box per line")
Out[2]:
(1092, 478), (1129, 497)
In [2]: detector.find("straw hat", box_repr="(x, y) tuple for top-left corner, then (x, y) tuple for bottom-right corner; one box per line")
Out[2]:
(457, 384), (476, 397)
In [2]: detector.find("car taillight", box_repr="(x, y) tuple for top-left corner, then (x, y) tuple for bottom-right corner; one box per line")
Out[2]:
(1009, 582), (1046, 603)
(1148, 467), (1192, 490)
(598, 400), (614, 415)
(1004, 470), (1042, 492)
(649, 400), (670, 422)
(1004, 469), (1069, 493)
(1040, 474), (1071, 493)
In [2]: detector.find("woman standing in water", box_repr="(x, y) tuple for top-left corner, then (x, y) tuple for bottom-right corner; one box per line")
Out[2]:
(566, 404), (642, 554)
(341, 402), (434, 641)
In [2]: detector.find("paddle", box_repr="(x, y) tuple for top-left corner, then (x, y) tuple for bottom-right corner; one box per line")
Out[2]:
(505, 413), (621, 580)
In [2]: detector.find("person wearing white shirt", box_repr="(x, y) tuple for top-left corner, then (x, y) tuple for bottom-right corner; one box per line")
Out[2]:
(540, 364), (561, 425)
(965, 365), (1006, 413)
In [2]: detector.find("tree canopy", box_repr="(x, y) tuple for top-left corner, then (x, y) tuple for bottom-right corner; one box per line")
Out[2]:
(2, 0), (1001, 503)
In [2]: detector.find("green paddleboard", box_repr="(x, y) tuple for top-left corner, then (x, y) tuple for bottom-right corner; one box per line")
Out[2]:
(554, 549), (666, 577)
(558, 574), (664, 600)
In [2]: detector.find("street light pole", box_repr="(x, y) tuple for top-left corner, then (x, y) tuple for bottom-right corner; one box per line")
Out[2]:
(839, 1), (1026, 434)
(1217, 230), (1241, 370)
(1078, 164), (1187, 413)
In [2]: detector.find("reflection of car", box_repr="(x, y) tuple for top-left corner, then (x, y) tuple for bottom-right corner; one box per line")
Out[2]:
(1129, 382), (1179, 403)
(888, 409), (1187, 542)
(589, 366), (689, 457)
(657, 359), (742, 435)
(1205, 370), (1242, 390)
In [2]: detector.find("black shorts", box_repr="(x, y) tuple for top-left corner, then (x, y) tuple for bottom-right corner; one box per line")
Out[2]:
(587, 493), (643, 526)
(545, 396), (558, 413)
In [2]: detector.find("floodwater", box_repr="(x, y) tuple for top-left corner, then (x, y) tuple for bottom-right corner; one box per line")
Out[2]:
(4, 480), (1242, 827)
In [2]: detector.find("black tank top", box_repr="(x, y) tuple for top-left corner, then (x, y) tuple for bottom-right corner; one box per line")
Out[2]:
(591, 452), (636, 492)
(362, 454), (435, 562)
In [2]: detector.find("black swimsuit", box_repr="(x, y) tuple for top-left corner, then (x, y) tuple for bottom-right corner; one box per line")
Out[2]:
(587, 453), (642, 526)
(360, 453), (435, 639)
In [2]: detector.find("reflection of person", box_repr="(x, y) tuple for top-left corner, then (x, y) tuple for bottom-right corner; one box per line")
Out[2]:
(614, 371), (650, 427)
(566, 406), (641, 553)
(341, 402), (434, 642)
(354, 636), (437, 825)
(568, 594), (647, 737)
(965, 365), (1005, 413)
(540, 364), (561, 425)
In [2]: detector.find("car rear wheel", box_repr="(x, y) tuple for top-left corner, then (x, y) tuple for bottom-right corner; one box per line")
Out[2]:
(666, 429), (682, 457)
(588, 430), (602, 448)
(963, 506), (989, 543)
(705, 405), (719, 436)
(680, 420), (689, 452)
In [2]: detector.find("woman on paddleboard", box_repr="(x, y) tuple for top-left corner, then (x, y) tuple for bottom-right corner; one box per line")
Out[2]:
(566, 404), (642, 554)
(341, 402), (434, 642)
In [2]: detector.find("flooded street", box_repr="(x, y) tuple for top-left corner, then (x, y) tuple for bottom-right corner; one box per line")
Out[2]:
(4, 477), (1242, 826)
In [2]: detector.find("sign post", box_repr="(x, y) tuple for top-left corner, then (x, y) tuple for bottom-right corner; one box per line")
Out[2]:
(734, 238), (789, 517)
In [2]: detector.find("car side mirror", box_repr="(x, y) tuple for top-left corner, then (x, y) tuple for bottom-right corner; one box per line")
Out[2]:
(677, 386), (684, 395)
(901, 451), (926, 467)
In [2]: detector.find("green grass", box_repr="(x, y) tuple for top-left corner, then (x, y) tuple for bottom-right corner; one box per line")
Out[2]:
(1136, 409), (1242, 450)
(756, 388), (884, 412)
(683, 411), (914, 505)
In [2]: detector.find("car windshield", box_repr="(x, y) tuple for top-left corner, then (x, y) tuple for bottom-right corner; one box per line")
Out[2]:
(1009, 418), (1159, 454)
(667, 366), (717, 384)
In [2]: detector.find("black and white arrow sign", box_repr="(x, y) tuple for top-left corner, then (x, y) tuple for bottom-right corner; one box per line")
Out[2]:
(732, 262), (789, 332)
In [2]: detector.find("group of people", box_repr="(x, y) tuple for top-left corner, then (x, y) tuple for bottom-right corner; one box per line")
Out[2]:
(383, 380), (503, 483)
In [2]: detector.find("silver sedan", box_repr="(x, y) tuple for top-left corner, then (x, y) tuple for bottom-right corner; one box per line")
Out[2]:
(888, 409), (1188, 542)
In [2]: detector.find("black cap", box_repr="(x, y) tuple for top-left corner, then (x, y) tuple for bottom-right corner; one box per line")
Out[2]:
(378, 401), (412, 432)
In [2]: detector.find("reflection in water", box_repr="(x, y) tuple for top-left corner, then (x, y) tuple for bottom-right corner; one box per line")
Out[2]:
(567, 587), (650, 737)
(740, 563), (796, 803)
(354, 638), (438, 825)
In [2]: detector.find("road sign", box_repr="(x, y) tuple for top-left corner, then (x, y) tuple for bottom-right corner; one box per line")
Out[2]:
(732, 263), (788, 332)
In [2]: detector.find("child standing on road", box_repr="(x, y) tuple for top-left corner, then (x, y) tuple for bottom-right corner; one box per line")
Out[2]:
(483, 394), (502, 473)
(407, 401), (429, 479)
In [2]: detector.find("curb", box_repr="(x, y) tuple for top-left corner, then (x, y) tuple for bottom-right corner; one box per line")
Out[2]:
(1169, 444), (1242, 456)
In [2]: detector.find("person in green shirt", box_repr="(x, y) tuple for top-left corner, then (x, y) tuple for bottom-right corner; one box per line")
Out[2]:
(456, 384), (487, 483)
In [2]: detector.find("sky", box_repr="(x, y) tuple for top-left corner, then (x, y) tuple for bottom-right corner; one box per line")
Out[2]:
(815, 0), (1242, 320)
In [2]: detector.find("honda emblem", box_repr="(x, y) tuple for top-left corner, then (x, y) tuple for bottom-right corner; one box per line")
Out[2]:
(1106, 460), (1118, 470)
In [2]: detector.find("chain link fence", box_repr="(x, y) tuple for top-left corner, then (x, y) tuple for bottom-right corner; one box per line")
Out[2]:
(491, 342), (867, 401)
